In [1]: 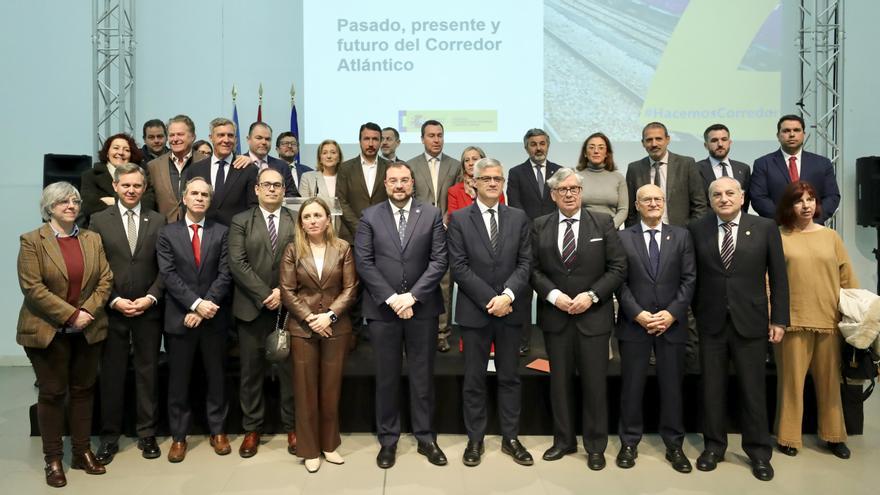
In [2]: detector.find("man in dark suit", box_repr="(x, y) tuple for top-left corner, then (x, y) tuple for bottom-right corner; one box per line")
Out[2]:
(380, 127), (401, 162)
(90, 164), (165, 464)
(530, 168), (627, 470)
(615, 184), (695, 473)
(751, 114), (840, 224)
(140, 118), (169, 164)
(625, 122), (707, 227)
(696, 123), (751, 212)
(447, 157), (533, 467)
(184, 117), (258, 226)
(244, 122), (298, 198)
(354, 161), (448, 469)
(157, 176), (233, 463)
(506, 128), (562, 355)
(275, 131), (313, 191)
(228, 168), (297, 458)
(688, 176), (789, 481)
(336, 122), (389, 242)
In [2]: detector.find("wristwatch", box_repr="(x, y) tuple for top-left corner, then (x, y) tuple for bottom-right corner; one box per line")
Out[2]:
(328, 311), (338, 324)
(586, 290), (599, 304)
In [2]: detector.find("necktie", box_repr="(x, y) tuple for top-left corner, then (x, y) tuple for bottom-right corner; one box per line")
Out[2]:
(561, 218), (577, 269)
(720, 222), (735, 270)
(721, 162), (730, 177)
(398, 208), (407, 246)
(267, 213), (278, 253)
(788, 155), (799, 182)
(647, 229), (660, 278)
(652, 162), (663, 188)
(125, 209), (137, 255)
(190, 224), (201, 267)
(430, 157), (440, 202)
(214, 160), (227, 198)
(535, 164), (544, 195)
(488, 208), (498, 253)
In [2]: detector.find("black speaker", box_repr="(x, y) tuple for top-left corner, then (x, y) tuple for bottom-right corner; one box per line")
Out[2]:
(856, 156), (880, 227)
(43, 153), (93, 190)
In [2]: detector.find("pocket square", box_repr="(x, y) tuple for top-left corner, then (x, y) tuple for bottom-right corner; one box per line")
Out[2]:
(589, 238), (603, 242)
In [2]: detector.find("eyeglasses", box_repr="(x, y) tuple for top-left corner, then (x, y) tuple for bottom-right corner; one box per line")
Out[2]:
(259, 182), (284, 190)
(553, 186), (582, 196)
(54, 198), (82, 207)
(638, 197), (665, 204)
(278, 141), (298, 148)
(476, 176), (504, 184)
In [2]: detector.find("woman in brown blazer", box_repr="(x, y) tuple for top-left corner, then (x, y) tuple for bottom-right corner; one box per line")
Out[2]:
(280, 197), (358, 473)
(17, 182), (113, 487)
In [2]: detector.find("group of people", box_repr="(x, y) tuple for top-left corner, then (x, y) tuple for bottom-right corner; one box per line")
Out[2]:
(16, 112), (854, 488)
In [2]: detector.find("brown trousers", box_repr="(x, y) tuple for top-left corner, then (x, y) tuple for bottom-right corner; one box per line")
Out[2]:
(291, 333), (351, 459)
(775, 330), (846, 448)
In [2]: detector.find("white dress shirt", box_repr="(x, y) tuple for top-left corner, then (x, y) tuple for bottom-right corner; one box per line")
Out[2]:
(709, 156), (733, 180)
(640, 221), (663, 252)
(649, 152), (669, 223)
(110, 201), (156, 308)
(425, 152), (441, 202)
(476, 199), (515, 302)
(210, 154), (231, 185)
(185, 216), (206, 310)
(716, 211), (743, 254)
(781, 149), (803, 178)
(547, 209), (582, 305)
(384, 198), (414, 305)
(361, 154), (378, 194)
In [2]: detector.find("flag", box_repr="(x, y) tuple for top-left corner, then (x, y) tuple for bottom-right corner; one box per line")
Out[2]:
(257, 82), (263, 123)
(232, 100), (242, 155)
(290, 100), (300, 163)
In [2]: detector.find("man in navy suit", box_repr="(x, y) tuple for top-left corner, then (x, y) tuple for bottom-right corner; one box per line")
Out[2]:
(243, 122), (298, 198)
(506, 128), (562, 355)
(275, 132), (313, 191)
(447, 157), (533, 467)
(157, 177), (233, 463)
(696, 123), (751, 212)
(615, 184), (695, 473)
(354, 161), (448, 469)
(751, 114), (840, 223)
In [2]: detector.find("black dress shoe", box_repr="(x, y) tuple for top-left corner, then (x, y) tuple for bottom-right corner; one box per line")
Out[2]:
(376, 445), (396, 469)
(665, 448), (692, 473)
(826, 442), (851, 459)
(542, 444), (576, 461)
(138, 436), (161, 459)
(615, 444), (637, 469)
(587, 452), (606, 471)
(518, 344), (530, 357)
(462, 440), (484, 467)
(437, 338), (451, 353)
(417, 441), (448, 466)
(95, 442), (119, 465)
(696, 450), (723, 472)
(501, 437), (534, 466)
(777, 443), (798, 456)
(751, 459), (774, 481)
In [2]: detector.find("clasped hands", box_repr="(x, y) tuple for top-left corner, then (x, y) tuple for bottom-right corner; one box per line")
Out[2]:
(388, 292), (416, 320)
(113, 297), (154, 317)
(184, 300), (220, 328)
(306, 312), (333, 337)
(486, 294), (513, 317)
(554, 292), (594, 315)
(635, 310), (675, 335)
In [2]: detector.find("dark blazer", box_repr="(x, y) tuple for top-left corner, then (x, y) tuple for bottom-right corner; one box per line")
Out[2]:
(147, 151), (208, 223)
(293, 162), (314, 183)
(616, 223), (695, 344)
(407, 152), (461, 213)
(530, 208), (627, 336)
(336, 155), (389, 241)
(447, 203), (531, 327)
(184, 156), (258, 226)
(696, 158), (751, 213)
(88, 205), (165, 327)
(750, 149), (840, 224)
(625, 152), (707, 227)
(506, 160), (562, 220)
(156, 219), (232, 335)
(354, 199), (447, 321)
(228, 206), (296, 322)
(244, 152), (299, 198)
(688, 212), (789, 337)
(80, 162), (156, 226)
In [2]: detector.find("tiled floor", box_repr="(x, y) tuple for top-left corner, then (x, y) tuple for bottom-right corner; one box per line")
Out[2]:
(1, 365), (876, 494)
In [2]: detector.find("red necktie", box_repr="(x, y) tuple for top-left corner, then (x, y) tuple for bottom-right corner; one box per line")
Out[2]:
(190, 224), (201, 267)
(788, 156), (799, 182)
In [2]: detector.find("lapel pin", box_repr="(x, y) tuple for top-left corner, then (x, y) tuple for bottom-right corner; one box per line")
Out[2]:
(666, 235), (671, 240)
(746, 231), (751, 236)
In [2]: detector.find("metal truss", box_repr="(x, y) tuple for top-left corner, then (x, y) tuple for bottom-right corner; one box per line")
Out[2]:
(92, 0), (136, 155)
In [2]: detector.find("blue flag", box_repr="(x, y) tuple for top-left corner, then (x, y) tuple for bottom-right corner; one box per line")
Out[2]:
(233, 102), (242, 155)
(290, 102), (300, 163)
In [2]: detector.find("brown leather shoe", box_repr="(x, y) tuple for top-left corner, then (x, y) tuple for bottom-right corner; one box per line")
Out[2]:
(71, 450), (106, 475)
(44, 459), (67, 487)
(239, 432), (260, 458)
(168, 440), (187, 463)
(210, 434), (232, 455)
(287, 431), (298, 455)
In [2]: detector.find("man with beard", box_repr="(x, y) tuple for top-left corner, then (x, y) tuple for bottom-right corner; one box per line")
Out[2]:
(696, 123), (751, 212)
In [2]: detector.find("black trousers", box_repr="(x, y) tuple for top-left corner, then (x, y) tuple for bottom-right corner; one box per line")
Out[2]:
(544, 326), (609, 454)
(369, 317), (438, 447)
(237, 311), (295, 432)
(461, 320), (521, 441)
(99, 315), (162, 441)
(618, 337), (685, 449)
(166, 327), (227, 440)
(700, 314), (772, 462)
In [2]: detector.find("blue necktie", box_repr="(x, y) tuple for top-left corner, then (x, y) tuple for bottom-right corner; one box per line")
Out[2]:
(647, 229), (660, 278)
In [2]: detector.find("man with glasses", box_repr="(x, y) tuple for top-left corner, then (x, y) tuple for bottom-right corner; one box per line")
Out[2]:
(530, 168), (626, 470)
(242, 122), (298, 198)
(275, 131), (313, 192)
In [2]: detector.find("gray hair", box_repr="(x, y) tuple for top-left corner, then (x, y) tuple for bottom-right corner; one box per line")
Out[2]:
(113, 163), (146, 182)
(708, 176), (743, 196)
(183, 176), (214, 197)
(546, 167), (582, 190)
(473, 157), (504, 178)
(522, 128), (550, 147)
(40, 182), (81, 221)
(209, 117), (236, 134)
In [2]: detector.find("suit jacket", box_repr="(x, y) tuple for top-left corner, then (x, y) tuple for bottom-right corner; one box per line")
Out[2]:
(292, 162), (314, 183)
(279, 240), (359, 338)
(80, 162), (156, 226)
(184, 156), (258, 226)
(156, 219), (232, 335)
(407, 152), (461, 213)
(625, 152), (707, 227)
(147, 151), (208, 224)
(696, 157), (751, 213)
(228, 206), (296, 322)
(688, 212), (789, 338)
(616, 223), (695, 344)
(506, 160), (562, 220)
(88, 205), (165, 328)
(354, 199), (447, 321)
(447, 203), (531, 327)
(16, 224), (113, 348)
(245, 152), (299, 198)
(298, 170), (336, 199)
(531, 208), (627, 336)
(751, 149), (840, 223)
(336, 155), (389, 241)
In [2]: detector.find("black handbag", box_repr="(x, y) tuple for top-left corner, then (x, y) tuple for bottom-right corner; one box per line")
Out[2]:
(265, 308), (290, 362)
(841, 343), (880, 400)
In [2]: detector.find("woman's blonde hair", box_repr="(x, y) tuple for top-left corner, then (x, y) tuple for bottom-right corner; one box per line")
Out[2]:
(294, 197), (343, 261)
